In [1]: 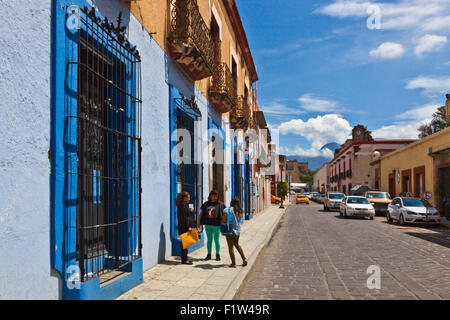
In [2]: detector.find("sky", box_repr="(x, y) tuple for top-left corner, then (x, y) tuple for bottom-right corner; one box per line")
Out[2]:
(236, 0), (450, 160)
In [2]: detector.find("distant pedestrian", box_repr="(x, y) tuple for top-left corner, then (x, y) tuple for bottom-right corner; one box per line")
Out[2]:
(198, 190), (225, 261)
(222, 198), (247, 268)
(444, 192), (450, 220)
(175, 192), (195, 265)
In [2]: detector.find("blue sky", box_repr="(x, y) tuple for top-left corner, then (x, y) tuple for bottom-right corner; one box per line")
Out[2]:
(237, 0), (450, 159)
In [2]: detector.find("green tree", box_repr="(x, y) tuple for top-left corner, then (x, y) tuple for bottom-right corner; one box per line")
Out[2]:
(418, 106), (446, 138)
(300, 169), (317, 184)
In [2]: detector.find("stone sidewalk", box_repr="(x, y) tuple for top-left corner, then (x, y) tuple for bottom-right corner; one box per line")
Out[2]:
(117, 204), (287, 300)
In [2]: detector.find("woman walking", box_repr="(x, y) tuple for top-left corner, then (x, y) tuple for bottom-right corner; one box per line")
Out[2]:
(222, 198), (247, 268)
(198, 190), (225, 261)
(175, 192), (195, 265)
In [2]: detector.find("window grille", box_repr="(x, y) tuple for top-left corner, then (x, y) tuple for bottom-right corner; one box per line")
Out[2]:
(66, 7), (142, 282)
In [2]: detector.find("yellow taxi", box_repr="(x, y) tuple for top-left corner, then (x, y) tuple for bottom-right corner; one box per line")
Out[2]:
(296, 194), (310, 205)
(271, 195), (281, 204)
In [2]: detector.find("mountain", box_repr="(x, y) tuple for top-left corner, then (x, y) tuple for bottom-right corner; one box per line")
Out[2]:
(286, 142), (340, 170)
(320, 142), (340, 152)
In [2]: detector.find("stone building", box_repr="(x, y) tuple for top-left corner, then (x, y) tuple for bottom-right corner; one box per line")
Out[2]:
(286, 159), (309, 183)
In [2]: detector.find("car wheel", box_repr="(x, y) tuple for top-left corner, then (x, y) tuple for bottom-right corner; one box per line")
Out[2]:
(370, 216), (374, 220)
(399, 214), (405, 226)
(386, 212), (392, 223)
(276, 200), (280, 204)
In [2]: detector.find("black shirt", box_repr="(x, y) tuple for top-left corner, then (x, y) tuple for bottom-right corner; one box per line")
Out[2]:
(200, 201), (225, 226)
(177, 202), (194, 236)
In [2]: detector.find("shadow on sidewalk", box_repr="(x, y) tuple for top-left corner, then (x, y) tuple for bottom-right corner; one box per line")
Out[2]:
(193, 263), (227, 270)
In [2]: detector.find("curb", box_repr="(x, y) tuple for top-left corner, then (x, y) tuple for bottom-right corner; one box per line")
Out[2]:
(221, 205), (288, 300)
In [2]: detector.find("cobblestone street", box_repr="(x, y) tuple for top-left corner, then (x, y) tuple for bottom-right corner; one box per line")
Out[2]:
(236, 201), (450, 300)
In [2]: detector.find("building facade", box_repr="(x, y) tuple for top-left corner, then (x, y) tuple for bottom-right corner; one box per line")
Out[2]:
(373, 125), (450, 213)
(0, 0), (275, 300)
(328, 125), (415, 195)
(314, 163), (330, 193)
(286, 160), (309, 183)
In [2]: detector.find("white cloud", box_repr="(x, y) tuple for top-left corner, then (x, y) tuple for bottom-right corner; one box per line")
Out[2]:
(370, 42), (404, 59)
(316, 0), (372, 18)
(372, 102), (440, 139)
(261, 100), (305, 116)
(406, 76), (450, 95)
(394, 103), (442, 121)
(278, 114), (352, 150)
(415, 34), (448, 56)
(298, 94), (342, 112)
(279, 146), (334, 158)
(372, 122), (424, 139)
(317, 0), (450, 34)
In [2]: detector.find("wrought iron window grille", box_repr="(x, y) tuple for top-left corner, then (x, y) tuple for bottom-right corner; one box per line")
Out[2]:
(65, 6), (142, 283)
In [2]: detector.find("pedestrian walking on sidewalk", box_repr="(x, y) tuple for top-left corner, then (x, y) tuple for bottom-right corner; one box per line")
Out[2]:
(176, 192), (195, 265)
(222, 198), (247, 268)
(198, 190), (225, 261)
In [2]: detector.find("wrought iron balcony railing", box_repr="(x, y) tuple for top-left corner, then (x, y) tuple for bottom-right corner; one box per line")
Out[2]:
(231, 95), (251, 129)
(168, 0), (214, 81)
(208, 62), (236, 113)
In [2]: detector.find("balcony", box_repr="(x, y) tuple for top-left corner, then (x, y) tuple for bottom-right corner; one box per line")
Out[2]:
(208, 62), (236, 113)
(168, 0), (214, 81)
(231, 96), (251, 129)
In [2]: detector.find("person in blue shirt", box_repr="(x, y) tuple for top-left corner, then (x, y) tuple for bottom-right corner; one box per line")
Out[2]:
(221, 197), (247, 268)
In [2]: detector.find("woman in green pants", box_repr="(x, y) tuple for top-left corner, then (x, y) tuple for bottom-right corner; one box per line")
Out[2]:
(198, 190), (225, 261)
(222, 198), (247, 268)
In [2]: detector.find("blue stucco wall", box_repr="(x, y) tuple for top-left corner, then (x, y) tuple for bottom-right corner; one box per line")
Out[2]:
(0, 0), (59, 299)
(0, 0), (229, 299)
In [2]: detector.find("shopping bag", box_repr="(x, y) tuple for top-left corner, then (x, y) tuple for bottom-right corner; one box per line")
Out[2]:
(180, 228), (199, 249)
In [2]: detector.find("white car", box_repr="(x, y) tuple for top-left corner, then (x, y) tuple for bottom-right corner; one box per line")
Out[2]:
(387, 197), (440, 226)
(340, 196), (375, 220)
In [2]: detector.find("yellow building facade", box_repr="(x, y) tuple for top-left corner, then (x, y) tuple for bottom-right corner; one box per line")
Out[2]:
(126, 0), (258, 119)
(376, 126), (450, 213)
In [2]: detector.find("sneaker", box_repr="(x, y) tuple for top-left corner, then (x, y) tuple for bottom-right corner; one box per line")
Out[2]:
(181, 261), (193, 265)
(204, 254), (211, 261)
(242, 260), (248, 267)
(216, 254), (221, 261)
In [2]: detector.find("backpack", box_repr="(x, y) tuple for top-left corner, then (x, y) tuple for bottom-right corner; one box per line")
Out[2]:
(220, 208), (233, 235)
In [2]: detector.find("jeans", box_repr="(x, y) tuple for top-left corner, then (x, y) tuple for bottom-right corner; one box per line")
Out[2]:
(205, 225), (220, 255)
(225, 234), (246, 265)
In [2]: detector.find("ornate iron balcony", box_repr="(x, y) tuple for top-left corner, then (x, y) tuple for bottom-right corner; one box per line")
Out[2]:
(168, 0), (214, 81)
(208, 62), (236, 113)
(231, 96), (251, 129)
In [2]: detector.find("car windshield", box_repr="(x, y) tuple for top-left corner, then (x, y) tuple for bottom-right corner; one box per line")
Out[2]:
(313, 193), (320, 196)
(366, 192), (390, 199)
(329, 194), (345, 199)
(402, 198), (425, 207)
(347, 197), (370, 204)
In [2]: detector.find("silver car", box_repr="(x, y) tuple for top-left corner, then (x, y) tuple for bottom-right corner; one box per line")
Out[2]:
(324, 192), (345, 211)
(387, 197), (440, 226)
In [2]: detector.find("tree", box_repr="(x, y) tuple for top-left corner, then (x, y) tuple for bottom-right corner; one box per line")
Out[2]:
(300, 169), (317, 184)
(418, 106), (446, 138)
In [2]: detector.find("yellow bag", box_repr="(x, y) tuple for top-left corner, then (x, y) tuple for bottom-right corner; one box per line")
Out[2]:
(180, 229), (199, 249)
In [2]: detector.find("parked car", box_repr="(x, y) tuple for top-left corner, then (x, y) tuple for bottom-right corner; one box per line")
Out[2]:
(340, 196), (375, 220)
(364, 191), (391, 215)
(296, 194), (310, 205)
(317, 194), (326, 204)
(324, 192), (345, 211)
(311, 192), (321, 201)
(304, 192), (312, 199)
(387, 197), (441, 226)
(271, 195), (281, 204)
